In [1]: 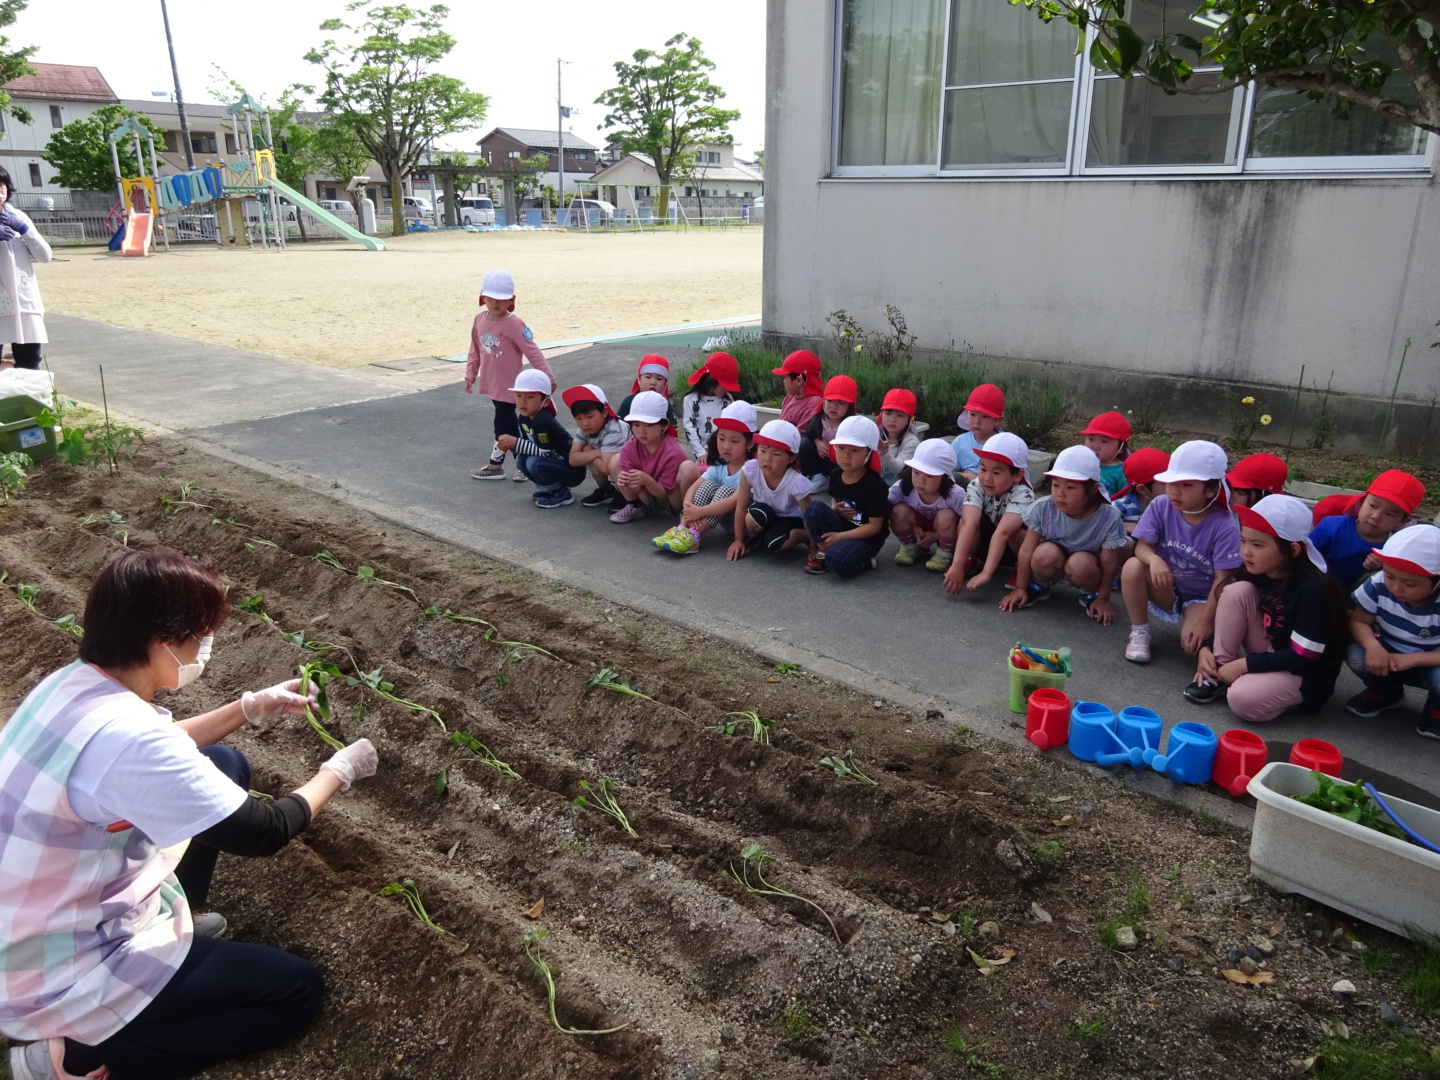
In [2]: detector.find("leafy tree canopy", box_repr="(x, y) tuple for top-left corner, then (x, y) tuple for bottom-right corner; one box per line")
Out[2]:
(44, 104), (165, 192)
(1016, 0), (1440, 135)
(0, 0), (35, 124)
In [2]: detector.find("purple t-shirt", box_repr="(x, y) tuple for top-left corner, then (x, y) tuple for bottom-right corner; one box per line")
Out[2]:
(618, 435), (688, 490)
(1132, 498), (1243, 601)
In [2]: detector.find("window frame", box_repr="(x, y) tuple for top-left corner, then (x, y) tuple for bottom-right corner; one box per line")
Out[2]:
(830, 0), (1436, 178)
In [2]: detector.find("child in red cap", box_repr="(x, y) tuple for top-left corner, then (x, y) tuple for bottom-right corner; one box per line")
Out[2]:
(1080, 411), (1131, 498)
(1227, 452), (1288, 509)
(1346, 524), (1440, 738)
(681, 352), (741, 462)
(561, 384), (627, 509)
(950, 384), (1005, 484)
(616, 355), (678, 433)
(1113, 447), (1170, 532)
(876, 388), (921, 485)
(1309, 469), (1424, 587)
(772, 350), (825, 433)
(799, 375), (858, 489)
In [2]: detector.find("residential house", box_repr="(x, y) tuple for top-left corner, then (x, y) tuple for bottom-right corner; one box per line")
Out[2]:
(765, 0), (1440, 457)
(475, 126), (599, 200)
(0, 63), (119, 206)
(591, 142), (763, 214)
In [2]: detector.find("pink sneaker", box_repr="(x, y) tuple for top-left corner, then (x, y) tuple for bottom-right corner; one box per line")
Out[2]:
(1124, 626), (1152, 663)
(609, 502), (648, 524)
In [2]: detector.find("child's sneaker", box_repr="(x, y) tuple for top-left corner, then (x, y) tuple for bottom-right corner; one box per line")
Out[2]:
(1124, 625), (1152, 663)
(471, 462), (505, 480)
(809, 473), (830, 495)
(1418, 707), (1440, 740)
(803, 555), (828, 574)
(668, 527), (701, 554)
(1016, 581), (1050, 607)
(1345, 688), (1405, 717)
(1183, 679), (1225, 704)
(894, 543), (919, 566)
(581, 484), (616, 508)
(536, 489), (573, 509)
(925, 548), (954, 572)
(610, 502), (647, 524)
(512, 470), (529, 482)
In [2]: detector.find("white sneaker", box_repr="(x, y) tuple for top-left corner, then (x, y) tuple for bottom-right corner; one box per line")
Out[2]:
(1124, 626), (1152, 663)
(8, 1040), (105, 1080)
(193, 911), (228, 938)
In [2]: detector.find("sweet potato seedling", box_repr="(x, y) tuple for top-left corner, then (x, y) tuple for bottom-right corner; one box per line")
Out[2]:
(242, 539), (279, 554)
(355, 565), (420, 603)
(434, 731), (521, 793)
(0, 451), (31, 502)
(211, 515), (251, 529)
(709, 710), (776, 744)
(346, 666), (447, 733)
(380, 878), (460, 941)
(524, 929), (631, 1036)
(818, 753), (877, 785)
(313, 549), (349, 572)
(422, 604), (496, 631)
(3, 574), (84, 638)
(573, 778), (638, 838)
(728, 844), (842, 946)
(583, 668), (653, 700)
(296, 660), (344, 752)
(159, 480), (212, 516)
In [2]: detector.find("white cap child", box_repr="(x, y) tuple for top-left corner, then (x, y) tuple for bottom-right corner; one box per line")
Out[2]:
(831, 415), (882, 472)
(1236, 494), (1328, 573)
(624, 390), (670, 424)
(481, 268), (515, 299)
(508, 368), (552, 395)
(1373, 524), (1440, 579)
(904, 438), (958, 477)
(713, 400), (759, 434)
(1046, 445), (1111, 501)
(755, 419), (802, 453)
(976, 432), (1031, 486)
(1154, 440), (1231, 508)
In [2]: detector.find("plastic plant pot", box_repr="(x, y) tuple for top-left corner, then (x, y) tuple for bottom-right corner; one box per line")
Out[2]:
(1289, 738), (1343, 777)
(1151, 721), (1219, 784)
(1067, 701), (1116, 763)
(1212, 729), (1268, 798)
(1025, 688), (1071, 750)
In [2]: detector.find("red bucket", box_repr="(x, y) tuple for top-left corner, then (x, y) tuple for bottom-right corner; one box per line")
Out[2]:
(1290, 737), (1343, 777)
(1212, 729), (1268, 797)
(1026, 688), (1071, 750)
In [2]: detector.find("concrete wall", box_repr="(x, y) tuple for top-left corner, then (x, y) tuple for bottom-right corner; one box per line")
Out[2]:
(765, 0), (1440, 436)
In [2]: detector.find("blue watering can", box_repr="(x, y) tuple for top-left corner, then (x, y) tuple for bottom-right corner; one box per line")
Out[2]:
(1150, 721), (1219, 784)
(1067, 702), (1117, 763)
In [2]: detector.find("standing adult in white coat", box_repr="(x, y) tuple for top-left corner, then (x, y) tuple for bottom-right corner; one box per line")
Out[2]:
(0, 167), (53, 370)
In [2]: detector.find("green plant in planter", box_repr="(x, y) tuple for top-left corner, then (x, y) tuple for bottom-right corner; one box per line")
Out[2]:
(1293, 770), (1406, 842)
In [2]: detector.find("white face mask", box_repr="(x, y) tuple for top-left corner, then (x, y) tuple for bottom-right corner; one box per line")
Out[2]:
(166, 635), (213, 689)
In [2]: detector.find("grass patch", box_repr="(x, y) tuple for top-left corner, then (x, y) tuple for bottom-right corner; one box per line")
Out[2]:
(782, 1001), (817, 1041)
(1064, 1016), (1108, 1039)
(1359, 947), (1398, 978)
(1032, 840), (1066, 864)
(942, 1029), (1007, 1078)
(1407, 930), (1440, 1016)
(1314, 1032), (1440, 1079)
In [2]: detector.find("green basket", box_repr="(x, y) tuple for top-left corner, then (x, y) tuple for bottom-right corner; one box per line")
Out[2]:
(1008, 642), (1072, 713)
(0, 395), (57, 461)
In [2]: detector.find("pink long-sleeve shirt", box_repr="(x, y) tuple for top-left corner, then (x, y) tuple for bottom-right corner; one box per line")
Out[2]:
(464, 311), (554, 403)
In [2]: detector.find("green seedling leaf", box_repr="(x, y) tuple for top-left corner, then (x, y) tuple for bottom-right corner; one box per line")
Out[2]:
(709, 710), (776, 744)
(79, 510), (125, 527)
(422, 604), (497, 629)
(380, 878), (462, 943)
(572, 777), (638, 837)
(242, 537), (279, 554)
(434, 730), (520, 792)
(314, 550), (349, 572)
(55, 428), (90, 466)
(582, 667), (653, 700)
(1293, 770), (1407, 841)
(354, 565), (420, 603)
(818, 753), (877, 785)
(774, 662), (801, 675)
(211, 514), (250, 529)
(5, 577), (83, 636)
(0, 451), (30, 503)
(495, 671), (508, 688)
(523, 929), (630, 1035)
(727, 845), (841, 946)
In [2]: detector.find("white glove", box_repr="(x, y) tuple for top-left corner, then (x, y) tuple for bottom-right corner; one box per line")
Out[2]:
(319, 738), (378, 792)
(240, 679), (317, 722)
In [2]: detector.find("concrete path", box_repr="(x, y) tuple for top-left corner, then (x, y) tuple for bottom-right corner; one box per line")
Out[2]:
(44, 315), (1440, 814)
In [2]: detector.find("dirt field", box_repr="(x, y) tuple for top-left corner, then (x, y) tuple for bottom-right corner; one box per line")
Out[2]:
(38, 229), (762, 368)
(3, 440), (1438, 1080)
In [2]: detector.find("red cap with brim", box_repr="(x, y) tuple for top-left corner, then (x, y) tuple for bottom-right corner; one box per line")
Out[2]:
(1081, 411), (1132, 443)
(560, 383), (619, 420)
(1227, 452), (1288, 495)
(688, 352), (742, 393)
(630, 354), (671, 394)
(771, 350), (824, 397)
(1366, 470), (1425, 517)
(964, 383), (1005, 419)
(880, 388), (917, 417)
(1373, 524), (1440, 578)
(1113, 447), (1170, 498)
(824, 375), (858, 404)
(1311, 492), (1360, 526)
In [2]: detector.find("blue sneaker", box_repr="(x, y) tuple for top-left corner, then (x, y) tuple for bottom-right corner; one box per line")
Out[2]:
(536, 489), (574, 509)
(1418, 706), (1440, 741)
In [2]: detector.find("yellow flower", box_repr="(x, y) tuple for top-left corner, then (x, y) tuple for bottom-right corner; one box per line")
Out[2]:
(1241, 396), (1255, 405)
(854, 344), (863, 352)
(841, 329), (852, 337)
(1260, 414), (1272, 425)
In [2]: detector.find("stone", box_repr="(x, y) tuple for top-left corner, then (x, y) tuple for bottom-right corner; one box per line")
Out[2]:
(1167, 958), (1185, 972)
(1331, 979), (1357, 997)
(1038, 997), (1054, 1009)
(1249, 937), (1276, 957)
(1378, 1000), (1402, 1027)
(1246, 945), (1268, 963)
(942, 921), (957, 937)
(1238, 956), (1260, 976)
(1030, 902), (1053, 924)
(1114, 926), (1139, 951)
(994, 840), (1025, 874)
(978, 921), (1001, 940)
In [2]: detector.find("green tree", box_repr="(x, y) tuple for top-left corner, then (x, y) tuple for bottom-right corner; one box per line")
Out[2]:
(595, 33), (740, 220)
(1016, 0), (1440, 136)
(310, 119), (376, 200)
(44, 104), (165, 192)
(305, 3), (490, 235)
(0, 0), (35, 124)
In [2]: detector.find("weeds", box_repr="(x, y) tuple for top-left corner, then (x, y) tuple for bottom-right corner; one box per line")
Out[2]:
(2, 573), (83, 637)
(818, 753), (876, 784)
(1226, 393), (1271, 453)
(1159, 864), (1181, 881)
(1359, 947), (1398, 978)
(1098, 869), (1152, 950)
(941, 1029), (1007, 1078)
(1309, 369), (1338, 450)
(1407, 928), (1440, 1016)
(783, 1001), (817, 1040)
(1032, 840), (1065, 864)
(434, 730), (520, 793)
(773, 662), (801, 675)
(1312, 1030), (1440, 1079)
(0, 450), (30, 502)
(727, 844), (841, 946)
(523, 929), (631, 1035)
(1004, 380), (1073, 449)
(826, 309), (866, 359)
(583, 668), (653, 700)
(709, 710), (776, 744)
(955, 909), (978, 936)
(380, 878), (457, 939)
(1064, 1016), (1108, 1039)
(573, 778), (638, 838)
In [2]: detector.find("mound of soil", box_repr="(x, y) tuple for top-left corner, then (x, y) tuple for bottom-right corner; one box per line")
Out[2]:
(1, 441), (1436, 1080)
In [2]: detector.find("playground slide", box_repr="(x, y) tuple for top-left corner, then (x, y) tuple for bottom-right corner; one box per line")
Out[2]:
(264, 178), (386, 251)
(121, 211), (152, 257)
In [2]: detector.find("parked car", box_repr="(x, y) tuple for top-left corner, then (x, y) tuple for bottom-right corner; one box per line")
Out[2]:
(438, 196), (495, 225)
(316, 198), (354, 215)
(401, 196), (433, 220)
(562, 197), (616, 224)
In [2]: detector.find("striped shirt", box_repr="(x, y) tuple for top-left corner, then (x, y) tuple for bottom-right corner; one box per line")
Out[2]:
(1354, 572), (1440, 654)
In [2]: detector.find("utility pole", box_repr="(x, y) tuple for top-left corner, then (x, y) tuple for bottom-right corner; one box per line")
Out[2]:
(556, 59), (565, 216)
(159, 0), (194, 168)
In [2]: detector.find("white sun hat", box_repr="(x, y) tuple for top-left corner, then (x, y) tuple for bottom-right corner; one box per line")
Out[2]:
(508, 368), (552, 395)
(976, 431), (1031, 487)
(1153, 439), (1232, 508)
(904, 438), (958, 477)
(481, 268), (515, 299)
(831, 414), (880, 451)
(1374, 523), (1440, 578)
(755, 419), (802, 454)
(1236, 494), (1327, 573)
(713, 400), (759, 434)
(624, 390), (670, 424)
(1045, 445), (1110, 501)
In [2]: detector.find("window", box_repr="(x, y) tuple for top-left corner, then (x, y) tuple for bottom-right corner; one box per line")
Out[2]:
(0, 112), (6, 133)
(381, 184), (391, 198)
(28, 162), (41, 187)
(704, 150), (721, 163)
(324, 186), (337, 201)
(49, 105), (61, 127)
(834, 0), (1432, 176)
(190, 132), (217, 155)
(225, 133), (238, 154)
(634, 185), (650, 198)
(162, 131), (179, 153)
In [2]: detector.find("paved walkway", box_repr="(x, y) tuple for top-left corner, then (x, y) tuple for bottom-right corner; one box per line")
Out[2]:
(43, 315), (1440, 814)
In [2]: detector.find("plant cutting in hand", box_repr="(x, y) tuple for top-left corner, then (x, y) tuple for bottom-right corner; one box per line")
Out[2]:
(573, 778), (638, 837)
(524, 929), (631, 1036)
(1293, 770), (1407, 842)
(355, 565), (420, 603)
(159, 480), (212, 516)
(380, 878), (460, 941)
(727, 844), (841, 946)
(818, 753), (877, 785)
(709, 710), (776, 744)
(583, 668), (653, 701)
(2, 573), (84, 637)
(0, 451), (31, 503)
(434, 730), (521, 793)
(296, 660), (344, 751)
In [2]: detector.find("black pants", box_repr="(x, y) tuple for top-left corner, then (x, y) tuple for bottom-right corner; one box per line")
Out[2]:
(8, 342), (42, 369)
(745, 502), (804, 552)
(798, 436), (827, 477)
(63, 747), (324, 1080)
(491, 399), (519, 446)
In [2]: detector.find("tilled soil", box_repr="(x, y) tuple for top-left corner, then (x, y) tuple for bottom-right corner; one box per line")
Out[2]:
(1, 440), (1437, 1080)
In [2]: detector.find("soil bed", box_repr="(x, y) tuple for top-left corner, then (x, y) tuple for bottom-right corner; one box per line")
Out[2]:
(1, 439), (1437, 1080)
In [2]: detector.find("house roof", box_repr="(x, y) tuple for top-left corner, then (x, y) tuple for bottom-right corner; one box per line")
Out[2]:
(479, 126), (598, 151)
(5, 63), (118, 103)
(592, 153), (764, 185)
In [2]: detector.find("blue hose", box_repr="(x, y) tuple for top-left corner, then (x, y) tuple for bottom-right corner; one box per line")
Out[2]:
(1364, 783), (1440, 855)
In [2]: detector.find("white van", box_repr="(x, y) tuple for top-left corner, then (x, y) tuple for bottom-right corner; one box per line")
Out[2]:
(440, 196), (495, 225)
(563, 197), (616, 224)
(400, 196), (433, 220)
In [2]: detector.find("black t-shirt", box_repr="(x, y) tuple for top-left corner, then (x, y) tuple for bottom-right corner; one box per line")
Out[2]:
(827, 466), (891, 545)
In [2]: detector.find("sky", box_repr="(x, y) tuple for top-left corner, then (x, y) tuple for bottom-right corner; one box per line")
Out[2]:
(13, 0), (767, 155)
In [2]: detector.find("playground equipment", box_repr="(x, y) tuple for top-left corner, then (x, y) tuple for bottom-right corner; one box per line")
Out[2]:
(107, 95), (384, 254)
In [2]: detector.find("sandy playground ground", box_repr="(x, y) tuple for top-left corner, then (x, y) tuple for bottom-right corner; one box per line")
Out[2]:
(38, 228), (763, 369)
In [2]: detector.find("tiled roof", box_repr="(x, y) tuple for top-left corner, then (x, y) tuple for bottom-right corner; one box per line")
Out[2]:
(5, 63), (118, 103)
(482, 127), (598, 151)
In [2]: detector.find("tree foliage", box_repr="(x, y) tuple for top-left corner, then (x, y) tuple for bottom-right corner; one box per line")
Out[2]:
(0, 0), (35, 125)
(305, 3), (489, 235)
(596, 33), (740, 218)
(1015, 0), (1440, 136)
(44, 104), (165, 192)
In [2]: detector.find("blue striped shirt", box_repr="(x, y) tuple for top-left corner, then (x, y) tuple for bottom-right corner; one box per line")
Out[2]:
(1354, 572), (1440, 653)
